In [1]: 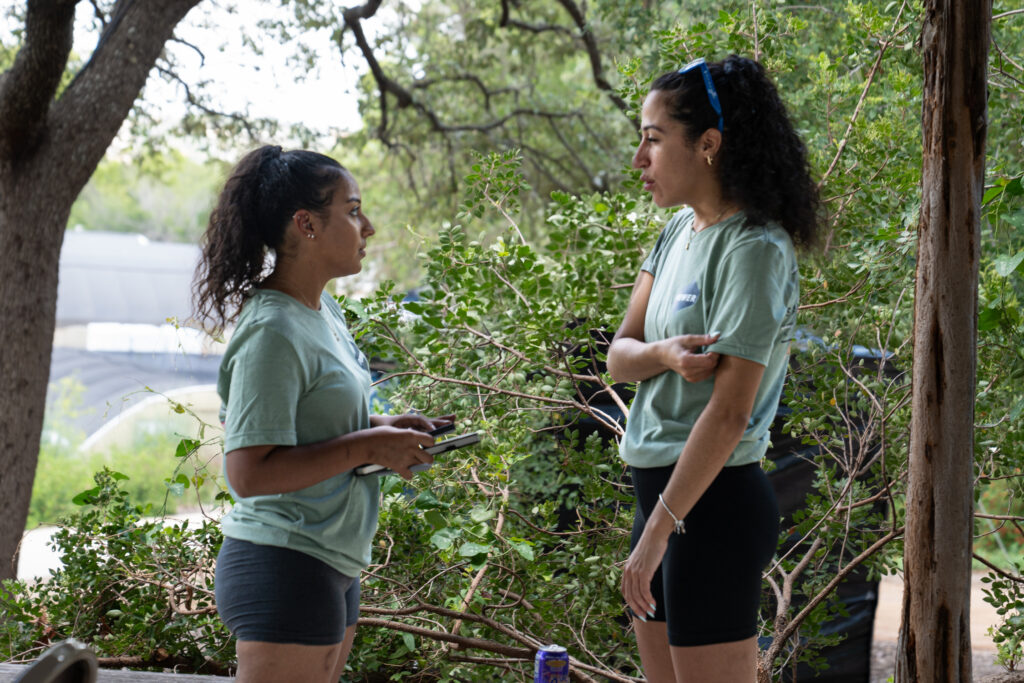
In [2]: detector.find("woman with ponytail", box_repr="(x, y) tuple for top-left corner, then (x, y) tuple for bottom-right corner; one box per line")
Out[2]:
(607, 55), (819, 681)
(194, 146), (452, 682)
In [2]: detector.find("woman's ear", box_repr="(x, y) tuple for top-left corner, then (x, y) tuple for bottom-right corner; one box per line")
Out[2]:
(700, 128), (723, 158)
(291, 210), (316, 240)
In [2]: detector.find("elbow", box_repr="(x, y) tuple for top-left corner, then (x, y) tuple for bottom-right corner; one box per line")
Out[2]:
(606, 358), (622, 384)
(703, 402), (752, 438)
(227, 471), (256, 499)
(224, 449), (270, 498)
(606, 345), (627, 384)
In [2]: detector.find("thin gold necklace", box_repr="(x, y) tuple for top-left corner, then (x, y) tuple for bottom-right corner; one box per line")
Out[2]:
(686, 206), (731, 250)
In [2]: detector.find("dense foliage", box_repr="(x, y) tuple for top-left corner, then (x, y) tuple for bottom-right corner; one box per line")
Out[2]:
(3, 0), (1023, 680)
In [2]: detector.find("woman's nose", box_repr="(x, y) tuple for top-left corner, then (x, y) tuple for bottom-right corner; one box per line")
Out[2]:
(632, 142), (646, 169)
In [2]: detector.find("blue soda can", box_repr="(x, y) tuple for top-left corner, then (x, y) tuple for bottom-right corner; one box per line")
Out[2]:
(534, 644), (570, 682)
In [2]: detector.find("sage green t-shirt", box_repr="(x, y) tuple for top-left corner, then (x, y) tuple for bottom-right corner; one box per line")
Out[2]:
(619, 209), (799, 469)
(217, 289), (379, 577)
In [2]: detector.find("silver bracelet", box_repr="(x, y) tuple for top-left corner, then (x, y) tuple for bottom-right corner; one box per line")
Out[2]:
(658, 493), (686, 534)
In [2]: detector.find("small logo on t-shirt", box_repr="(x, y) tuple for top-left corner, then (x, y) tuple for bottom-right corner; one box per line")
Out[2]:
(673, 281), (700, 311)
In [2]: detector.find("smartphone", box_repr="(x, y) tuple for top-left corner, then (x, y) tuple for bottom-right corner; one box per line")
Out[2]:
(423, 431), (480, 455)
(429, 422), (456, 438)
(354, 431), (481, 477)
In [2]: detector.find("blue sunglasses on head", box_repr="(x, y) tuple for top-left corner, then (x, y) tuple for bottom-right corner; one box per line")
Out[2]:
(678, 58), (724, 132)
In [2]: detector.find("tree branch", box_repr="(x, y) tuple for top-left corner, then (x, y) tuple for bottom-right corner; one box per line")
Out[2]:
(154, 64), (259, 140)
(498, 0), (575, 36)
(0, 0), (77, 161)
(43, 0), (204, 203)
(993, 8), (1024, 19)
(552, 0), (635, 127)
(344, 0), (633, 154)
(817, 1), (911, 187)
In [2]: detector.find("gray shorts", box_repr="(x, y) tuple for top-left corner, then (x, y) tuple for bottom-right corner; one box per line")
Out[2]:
(215, 537), (360, 645)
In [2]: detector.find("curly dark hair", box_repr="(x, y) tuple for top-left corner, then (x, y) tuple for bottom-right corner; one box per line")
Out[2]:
(192, 145), (346, 332)
(651, 54), (820, 246)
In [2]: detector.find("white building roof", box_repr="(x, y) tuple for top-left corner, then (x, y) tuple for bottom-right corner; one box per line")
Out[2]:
(57, 229), (201, 326)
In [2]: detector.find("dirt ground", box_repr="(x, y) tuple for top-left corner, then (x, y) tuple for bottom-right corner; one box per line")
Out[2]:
(868, 572), (1012, 682)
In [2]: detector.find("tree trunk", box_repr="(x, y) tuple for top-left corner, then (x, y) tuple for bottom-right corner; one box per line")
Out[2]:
(0, 0), (203, 584)
(0, 165), (68, 582)
(895, 1), (990, 681)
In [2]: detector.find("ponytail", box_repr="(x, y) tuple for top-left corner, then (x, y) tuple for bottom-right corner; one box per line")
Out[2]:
(192, 145), (345, 332)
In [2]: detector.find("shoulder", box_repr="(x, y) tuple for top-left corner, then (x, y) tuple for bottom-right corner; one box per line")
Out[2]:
(660, 208), (694, 243)
(319, 291), (347, 321)
(643, 209), (693, 269)
(718, 216), (795, 263)
(226, 293), (309, 359)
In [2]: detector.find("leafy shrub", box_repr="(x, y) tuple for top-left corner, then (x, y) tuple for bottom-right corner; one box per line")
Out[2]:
(2, 469), (233, 673)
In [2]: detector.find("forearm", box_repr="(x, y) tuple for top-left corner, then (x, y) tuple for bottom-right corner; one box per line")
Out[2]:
(226, 432), (374, 497)
(607, 337), (667, 383)
(643, 403), (750, 539)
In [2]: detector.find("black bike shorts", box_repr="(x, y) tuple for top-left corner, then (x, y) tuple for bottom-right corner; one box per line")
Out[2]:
(215, 537), (360, 645)
(629, 462), (779, 646)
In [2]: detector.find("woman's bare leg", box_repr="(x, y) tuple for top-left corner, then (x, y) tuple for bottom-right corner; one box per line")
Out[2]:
(329, 625), (357, 682)
(634, 617), (677, 683)
(235, 640), (343, 683)
(670, 635), (758, 683)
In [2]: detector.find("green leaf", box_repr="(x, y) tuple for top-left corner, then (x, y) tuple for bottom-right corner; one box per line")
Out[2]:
(1010, 397), (1024, 422)
(458, 542), (492, 557)
(414, 490), (442, 510)
(469, 505), (495, 523)
(71, 487), (100, 506)
(174, 439), (200, 459)
(993, 250), (1024, 277)
(509, 539), (535, 561)
(424, 509), (447, 529)
(978, 306), (1003, 332)
(983, 185), (1005, 204)
(430, 528), (458, 550)
(401, 632), (416, 652)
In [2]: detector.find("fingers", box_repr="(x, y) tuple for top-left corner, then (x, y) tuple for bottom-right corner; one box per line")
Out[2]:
(620, 531), (666, 622)
(411, 431), (436, 449)
(394, 413), (456, 433)
(620, 562), (657, 622)
(677, 331), (721, 349)
(664, 333), (721, 382)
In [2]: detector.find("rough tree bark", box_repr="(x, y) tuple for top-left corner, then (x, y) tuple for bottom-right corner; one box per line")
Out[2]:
(0, 0), (202, 584)
(895, 1), (990, 681)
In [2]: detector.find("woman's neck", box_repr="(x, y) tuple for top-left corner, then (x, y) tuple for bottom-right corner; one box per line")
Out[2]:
(261, 268), (324, 310)
(691, 196), (739, 233)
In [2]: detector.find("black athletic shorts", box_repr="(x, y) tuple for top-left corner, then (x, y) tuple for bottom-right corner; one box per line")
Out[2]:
(629, 462), (779, 646)
(215, 537), (360, 645)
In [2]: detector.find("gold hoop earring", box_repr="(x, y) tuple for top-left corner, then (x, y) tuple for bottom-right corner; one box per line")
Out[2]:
(706, 156), (713, 166)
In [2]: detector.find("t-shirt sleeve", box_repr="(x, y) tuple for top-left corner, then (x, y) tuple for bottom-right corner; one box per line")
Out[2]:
(641, 213), (685, 275)
(705, 240), (793, 366)
(641, 228), (668, 275)
(222, 326), (304, 452)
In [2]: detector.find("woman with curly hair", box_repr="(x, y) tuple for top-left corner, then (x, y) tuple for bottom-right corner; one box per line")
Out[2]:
(607, 55), (819, 682)
(193, 146), (451, 682)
